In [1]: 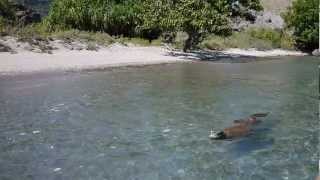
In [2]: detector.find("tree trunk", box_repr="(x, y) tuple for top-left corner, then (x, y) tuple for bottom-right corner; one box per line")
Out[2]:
(183, 35), (192, 52)
(183, 31), (201, 52)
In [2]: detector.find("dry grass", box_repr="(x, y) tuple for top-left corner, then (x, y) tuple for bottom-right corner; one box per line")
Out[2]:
(201, 28), (295, 51)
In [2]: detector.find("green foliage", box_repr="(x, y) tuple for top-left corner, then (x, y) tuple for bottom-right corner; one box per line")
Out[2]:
(44, 0), (264, 51)
(201, 28), (295, 50)
(50, 29), (115, 45)
(0, 0), (17, 33)
(0, 22), (49, 42)
(249, 28), (281, 47)
(141, 0), (263, 51)
(0, 0), (16, 21)
(0, 16), (6, 34)
(141, 0), (231, 51)
(283, 0), (319, 51)
(44, 0), (142, 36)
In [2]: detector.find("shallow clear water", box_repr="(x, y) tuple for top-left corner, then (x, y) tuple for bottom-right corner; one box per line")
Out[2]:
(0, 57), (318, 180)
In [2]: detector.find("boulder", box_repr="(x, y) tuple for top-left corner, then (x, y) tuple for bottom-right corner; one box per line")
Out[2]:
(253, 11), (284, 29)
(0, 43), (12, 52)
(312, 49), (320, 56)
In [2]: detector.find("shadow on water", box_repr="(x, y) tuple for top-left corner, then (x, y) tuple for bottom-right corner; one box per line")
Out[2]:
(224, 115), (277, 159)
(226, 127), (275, 159)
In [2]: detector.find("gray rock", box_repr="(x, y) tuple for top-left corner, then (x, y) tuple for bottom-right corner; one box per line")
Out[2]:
(63, 44), (74, 50)
(253, 11), (284, 29)
(32, 48), (42, 53)
(0, 43), (12, 52)
(312, 49), (320, 56)
(23, 44), (34, 51)
(86, 43), (99, 51)
(232, 10), (286, 31)
(73, 43), (85, 50)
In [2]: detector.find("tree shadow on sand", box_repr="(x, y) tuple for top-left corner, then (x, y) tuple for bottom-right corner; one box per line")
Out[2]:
(164, 49), (263, 63)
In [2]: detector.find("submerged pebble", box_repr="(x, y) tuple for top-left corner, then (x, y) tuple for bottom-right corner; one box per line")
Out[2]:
(53, 168), (61, 172)
(32, 130), (41, 134)
(177, 169), (185, 176)
(162, 129), (171, 133)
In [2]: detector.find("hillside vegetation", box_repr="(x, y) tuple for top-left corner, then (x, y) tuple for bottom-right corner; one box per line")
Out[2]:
(283, 0), (319, 51)
(1, 0), (318, 52)
(43, 0), (264, 51)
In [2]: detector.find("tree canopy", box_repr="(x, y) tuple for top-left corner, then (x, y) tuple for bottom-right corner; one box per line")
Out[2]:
(141, 0), (263, 51)
(0, 0), (16, 22)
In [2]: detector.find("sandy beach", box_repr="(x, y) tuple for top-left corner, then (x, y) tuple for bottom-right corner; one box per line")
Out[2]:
(0, 42), (307, 75)
(0, 44), (189, 75)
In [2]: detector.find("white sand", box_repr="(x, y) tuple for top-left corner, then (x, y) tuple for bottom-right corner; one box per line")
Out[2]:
(0, 45), (188, 75)
(222, 48), (307, 57)
(0, 44), (307, 75)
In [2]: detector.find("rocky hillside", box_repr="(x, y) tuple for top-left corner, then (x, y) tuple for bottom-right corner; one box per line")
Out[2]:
(232, 0), (292, 30)
(256, 0), (292, 28)
(12, 0), (52, 16)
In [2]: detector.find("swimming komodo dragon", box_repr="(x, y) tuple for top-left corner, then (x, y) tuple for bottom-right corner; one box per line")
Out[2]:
(209, 113), (269, 140)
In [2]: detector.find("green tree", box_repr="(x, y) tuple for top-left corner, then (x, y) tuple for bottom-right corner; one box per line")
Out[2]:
(283, 0), (319, 51)
(0, 0), (16, 22)
(141, 0), (263, 52)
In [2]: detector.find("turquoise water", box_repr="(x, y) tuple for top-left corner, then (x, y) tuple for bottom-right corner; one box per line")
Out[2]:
(0, 57), (318, 180)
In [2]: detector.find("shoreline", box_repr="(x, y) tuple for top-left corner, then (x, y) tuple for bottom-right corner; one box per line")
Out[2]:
(0, 44), (307, 75)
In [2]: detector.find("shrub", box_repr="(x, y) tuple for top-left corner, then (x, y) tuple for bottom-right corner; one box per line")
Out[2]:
(248, 28), (281, 47)
(201, 28), (295, 51)
(0, 0), (16, 21)
(44, 0), (142, 37)
(283, 0), (319, 51)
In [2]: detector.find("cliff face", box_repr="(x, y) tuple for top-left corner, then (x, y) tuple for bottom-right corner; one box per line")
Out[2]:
(256, 0), (292, 29)
(232, 0), (292, 31)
